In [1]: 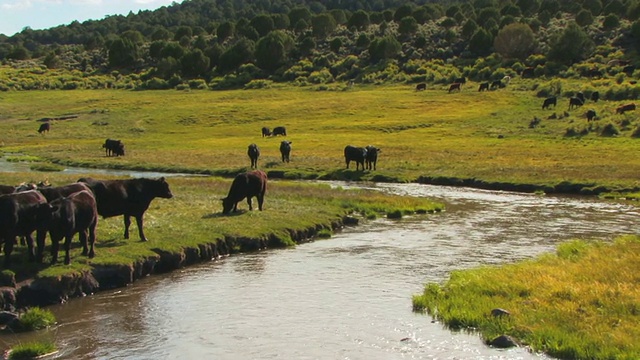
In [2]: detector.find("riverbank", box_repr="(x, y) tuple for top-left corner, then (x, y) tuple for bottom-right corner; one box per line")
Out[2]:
(412, 236), (640, 359)
(0, 172), (443, 309)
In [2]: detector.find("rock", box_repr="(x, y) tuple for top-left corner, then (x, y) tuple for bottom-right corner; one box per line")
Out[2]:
(489, 334), (518, 348)
(0, 311), (18, 326)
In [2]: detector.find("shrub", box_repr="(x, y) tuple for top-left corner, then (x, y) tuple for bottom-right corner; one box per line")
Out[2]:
(244, 79), (273, 89)
(13, 307), (56, 332)
(8, 341), (56, 360)
(308, 68), (334, 84)
(600, 123), (620, 137)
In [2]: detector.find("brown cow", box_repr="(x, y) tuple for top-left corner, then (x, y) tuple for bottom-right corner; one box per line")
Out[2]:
(0, 190), (49, 267)
(616, 103), (636, 114)
(78, 177), (173, 242)
(221, 170), (267, 214)
(448, 83), (461, 93)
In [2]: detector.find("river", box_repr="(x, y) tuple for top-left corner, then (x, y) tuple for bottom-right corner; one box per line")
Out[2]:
(1, 162), (638, 359)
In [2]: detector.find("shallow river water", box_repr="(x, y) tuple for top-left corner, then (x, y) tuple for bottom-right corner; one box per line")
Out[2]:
(1, 162), (639, 359)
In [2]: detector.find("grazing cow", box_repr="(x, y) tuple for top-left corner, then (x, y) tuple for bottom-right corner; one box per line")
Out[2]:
(576, 92), (585, 104)
(248, 143), (260, 169)
(490, 80), (503, 90)
(0, 190), (49, 267)
(78, 177), (173, 242)
(40, 190), (98, 265)
(415, 83), (426, 91)
(272, 126), (287, 136)
(521, 67), (535, 78)
(38, 122), (51, 134)
(261, 127), (271, 137)
(279, 141), (292, 163)
(591, 91), (600, 102)
(616, 103), (636, 114)
(344, 145), (367, 171)
(448, 83), (461, 93)
(103, 139), (125, 157)
(542, 96), (557, 109)
(454, 77), (466, 84)
(365, 145), (380, 171)
(568, 97), (584, 110)
(586, 109), (597, 121)
(221, 170), (267, 214)
(478, 82), (489, 92)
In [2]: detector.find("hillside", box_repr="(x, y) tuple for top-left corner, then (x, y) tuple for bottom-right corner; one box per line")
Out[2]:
(1, 0), (640, 91)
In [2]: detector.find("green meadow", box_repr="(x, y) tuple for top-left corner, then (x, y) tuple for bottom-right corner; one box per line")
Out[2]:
(1, 81), (639, 191)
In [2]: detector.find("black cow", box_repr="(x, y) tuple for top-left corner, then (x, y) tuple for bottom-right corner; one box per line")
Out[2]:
(248, 143), (260, 168)
(344, 145), (367, 171)
(365, 145), (380, 171)
(616, 103), (636, 114)
(591, 91), (600, 102)
(272, 126), (287, 136)
(0, 185), (17, 195)
(103, 139), (125, 157)
(478, 83), (489, 92)
(0, 190), (49, 267)
(568, 97), (584, 110)
(415, 83), (426, 91)
(279, 141), (292, 163)
(40, 190), (98, 265)
(490, 80), (503, 90)
(38, 122), (50, 134)
(542, 96), (557, 109)
(586, 109), (597, 121)
(78, 177), (173, 242)
(521, 67), (535, 78)
(261, 127), (271, 137)
(576, 92), (585, 104)
(448, 83), (461, 93)
(38, 182), (92, 203)
(221, 170), (267, 214)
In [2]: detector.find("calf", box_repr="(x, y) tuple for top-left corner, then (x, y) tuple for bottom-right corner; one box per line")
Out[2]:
(272, 126), (287, 136)
(542, 96), (557, 109)
(221, 170), (267, 214)
(248, 143), (260, 168)
(279, 141), (292, 163)
(616, 103), (636, 114)
(78, 177), (173, 242)
(344, 145), (367, 171)
(261, 127), (271, 137)
(415, 83), (426, 91)
(365, 145), (380, 171)
(0, 190), (49, 267)
(586, 109), (597, 121)
(103, 138), (125, 157)
(448, 83), (461, 93)
(38, 122), (51, 134)
(40, 190), (98, 265)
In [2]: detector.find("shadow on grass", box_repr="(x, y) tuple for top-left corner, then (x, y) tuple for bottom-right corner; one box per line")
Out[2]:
(202, 210), (247, 219)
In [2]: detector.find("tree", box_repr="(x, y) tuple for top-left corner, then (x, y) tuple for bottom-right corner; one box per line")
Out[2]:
(217, 22), (234, 43)
(330, 37), (343, 53)
(330, 9), (347, 25)
(576, 9), (594, 26)
(393, 4), (414, 22)
(477, 8), (500, 27)
(272, 14), (290, 29)
(160, 42), (185, 60)
(255, 30), (293, 71)
(602, 14), (620, 30)
(174, 26), (193, 41)
(43, 52), (60, 69)
(368, 35), (401, 62)
(494, 23), (536, 60)
(312, 13), (337, 38)
(348, 10), (370, 30)
(151, 27), (172, 41)
(516, 0), (539, 16)
(108, 37), (138, 67)
(582, 0), (603, 15)
(181, 49), (210, 77)
(250, 14), (274, 37)
(217, 38), (254, 73)
(121, 30), (144, 45)
(462, 19), (478, 39)
(547, 22), (594, 65)
(469, 28), (493, 56)
(288, 7), (312, 29)
(398, 16), (418, 36)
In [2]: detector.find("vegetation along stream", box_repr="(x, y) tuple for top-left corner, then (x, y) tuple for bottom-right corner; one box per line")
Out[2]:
(1, 161), (638, 359)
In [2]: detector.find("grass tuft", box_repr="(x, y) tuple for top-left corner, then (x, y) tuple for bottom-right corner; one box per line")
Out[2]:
(8, 341), (57, 360)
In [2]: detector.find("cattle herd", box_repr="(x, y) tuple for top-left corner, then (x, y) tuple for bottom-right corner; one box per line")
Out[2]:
(0, 177), (173, 268)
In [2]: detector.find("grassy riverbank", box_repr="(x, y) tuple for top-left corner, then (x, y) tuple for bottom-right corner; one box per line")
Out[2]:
(1, 83), (640, 193)
(0, 172), (442, 287)
(412, 236), (640, 360)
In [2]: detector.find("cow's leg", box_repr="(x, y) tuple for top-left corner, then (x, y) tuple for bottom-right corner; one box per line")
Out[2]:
(123, 215), (131, 239)
(35, 228), (47, 263)
(135, 215), (147, 242)
(88, 224), (96, 258)
(79, 229), (89, 256)
(257, 194), (264, 211)
(3, 235), (16, 267)
(247, 196), (253, 211)
(345, 159), (350, 169)
(63, 233), (74, 265)
(50, 235), (61, 264)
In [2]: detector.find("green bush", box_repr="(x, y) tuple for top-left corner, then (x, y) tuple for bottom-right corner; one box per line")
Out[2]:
(8, 341), (56, 360)
(14, 307), (56, 332)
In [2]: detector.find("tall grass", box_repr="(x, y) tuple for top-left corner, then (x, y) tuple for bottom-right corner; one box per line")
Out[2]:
(7, 341), (56, 360)
(412, 236), (640, 360)
(13, 308), (56, 332)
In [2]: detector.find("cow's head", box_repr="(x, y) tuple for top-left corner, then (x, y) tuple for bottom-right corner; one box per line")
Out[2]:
(153, 177), (173, 199)
(221, 197), (234, 214)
